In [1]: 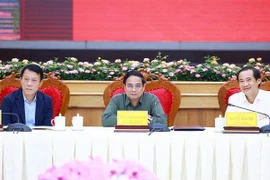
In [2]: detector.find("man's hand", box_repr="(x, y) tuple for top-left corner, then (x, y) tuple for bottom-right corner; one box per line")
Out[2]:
(148, 115), (153, 124)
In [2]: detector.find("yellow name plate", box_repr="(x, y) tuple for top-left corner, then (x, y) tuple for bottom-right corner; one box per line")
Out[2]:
(117, 111), (148, 125)
(226, 112), (257, 127)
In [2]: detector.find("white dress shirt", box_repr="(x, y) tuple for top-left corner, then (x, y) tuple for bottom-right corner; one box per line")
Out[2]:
(23, 94), (37, 126)
(226, 89), (270, 127)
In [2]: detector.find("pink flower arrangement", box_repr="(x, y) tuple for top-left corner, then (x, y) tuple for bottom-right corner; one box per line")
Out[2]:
(1, 53), (269, 81)
(38, 156), (159, 180)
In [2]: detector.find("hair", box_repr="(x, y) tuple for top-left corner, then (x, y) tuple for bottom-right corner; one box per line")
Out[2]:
(236, 66), (261, 81)
(123, 71), (146, 85)
(20, 64), (44, 81)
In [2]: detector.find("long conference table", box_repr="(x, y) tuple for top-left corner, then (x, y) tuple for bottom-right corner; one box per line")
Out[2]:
(0, 127), (270, 180)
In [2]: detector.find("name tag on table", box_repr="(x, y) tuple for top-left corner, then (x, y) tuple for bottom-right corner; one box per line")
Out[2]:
(226, 112), (257, 127)
(117, 111), (148, 125)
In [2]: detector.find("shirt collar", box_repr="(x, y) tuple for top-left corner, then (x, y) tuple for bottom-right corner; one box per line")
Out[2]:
(23, 92), (37, 103)
(124, 93), (145, 106)
(240, 89), (263, 103)
(255, 89), (264, 101)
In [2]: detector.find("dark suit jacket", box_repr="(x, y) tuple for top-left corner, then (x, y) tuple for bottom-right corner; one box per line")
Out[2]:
(1, 88), (53, 126)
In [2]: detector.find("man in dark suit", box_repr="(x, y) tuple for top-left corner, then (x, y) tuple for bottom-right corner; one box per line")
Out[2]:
(1, 64), (53, 126)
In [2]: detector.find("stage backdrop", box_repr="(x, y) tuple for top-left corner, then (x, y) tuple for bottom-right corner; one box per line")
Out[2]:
(1, 0), (270, 41)
(73, 0), (270, 42)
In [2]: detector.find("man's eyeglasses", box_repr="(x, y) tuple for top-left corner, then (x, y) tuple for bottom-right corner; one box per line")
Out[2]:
(126, 84), (143, 91)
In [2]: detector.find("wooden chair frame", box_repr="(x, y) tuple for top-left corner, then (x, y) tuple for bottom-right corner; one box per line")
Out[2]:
(0, 72), (70, 116)
(103, 70), (181, 126)
(218, 72), (270, 117)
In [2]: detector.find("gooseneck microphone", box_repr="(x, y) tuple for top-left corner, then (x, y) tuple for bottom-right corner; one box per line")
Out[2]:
(149, 101), (170, 136)
(227, 103), (270, 134)
(2, 112), (32, 132)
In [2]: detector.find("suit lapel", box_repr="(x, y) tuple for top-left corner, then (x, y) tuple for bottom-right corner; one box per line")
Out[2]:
(35, 91), (44, 126)
(15, 89), (25, 123)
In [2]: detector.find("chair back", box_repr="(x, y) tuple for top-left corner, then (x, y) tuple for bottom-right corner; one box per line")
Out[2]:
(0, 72), (70, 118)
(217, 72), (270, 116)
(103, 70), (181, 126)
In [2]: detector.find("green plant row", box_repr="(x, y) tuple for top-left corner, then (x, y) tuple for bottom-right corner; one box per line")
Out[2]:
(0, 53), (269, 81)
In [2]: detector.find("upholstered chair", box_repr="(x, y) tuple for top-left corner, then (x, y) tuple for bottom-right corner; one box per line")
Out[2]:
(103, 70), (181, 127)
(0, 72), (70, 118)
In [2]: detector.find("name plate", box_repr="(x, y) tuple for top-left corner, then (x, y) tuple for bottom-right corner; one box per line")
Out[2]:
(117, 111), (148, 125)
(226, 112), (257, 127)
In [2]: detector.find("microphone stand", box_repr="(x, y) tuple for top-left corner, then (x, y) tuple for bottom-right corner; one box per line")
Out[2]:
(1, 112), (32, 132)
(148, 101), (170, 135)
(227, 103), (270, 136)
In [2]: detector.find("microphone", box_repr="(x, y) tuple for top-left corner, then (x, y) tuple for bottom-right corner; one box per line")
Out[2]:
(149, 123), (170, 135)
(148, 101), (170, 136)
(227, 103), (270, 134)
(2, 112), (32, 132)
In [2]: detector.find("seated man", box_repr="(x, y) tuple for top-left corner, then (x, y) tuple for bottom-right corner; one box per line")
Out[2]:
(1, 64), (53, 126)
(102, 70), (167, 127)
(225, 66), (270, 127)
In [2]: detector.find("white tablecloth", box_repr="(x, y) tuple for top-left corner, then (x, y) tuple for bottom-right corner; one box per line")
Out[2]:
(0, 127), (270, 180)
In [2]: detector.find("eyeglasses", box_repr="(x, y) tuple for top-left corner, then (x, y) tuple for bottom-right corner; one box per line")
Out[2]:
(126, 84), (143, 91)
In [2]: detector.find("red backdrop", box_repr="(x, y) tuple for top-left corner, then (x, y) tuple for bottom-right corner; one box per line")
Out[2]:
(73, 0), (270, 42)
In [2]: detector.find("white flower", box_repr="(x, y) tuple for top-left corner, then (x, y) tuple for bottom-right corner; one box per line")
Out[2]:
(151, 59), (159, 63)
(166, 62), (175, 67)
(222, 63), (229, 67)
(22, 59), (29, 64)
(143, 58), (150, 63)
(115, 59), (122, 63)
(47, 60), (53, 65)
(70, 57), (77, 62)
(94, 62), (101, 66)
(248, 58), (255, 63)
(101, 59), (110, 65)
(162, 69), (168, 73)
(11, 58), (19, 63)
(78, 68), (84, 72)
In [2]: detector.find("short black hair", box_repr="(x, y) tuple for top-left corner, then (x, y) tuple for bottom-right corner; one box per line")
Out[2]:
(237, 66), (261, 81)
(20, 64), (44, 81)
(123, 71), (146, 85)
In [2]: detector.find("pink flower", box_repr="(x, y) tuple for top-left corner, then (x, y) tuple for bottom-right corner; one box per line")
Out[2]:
(190, 69), (196, 74)
(38, 157), (159, 180)
(202, 68), (208, 72)
(5, 65), (11, 70)
(67, 65), (73, 69)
